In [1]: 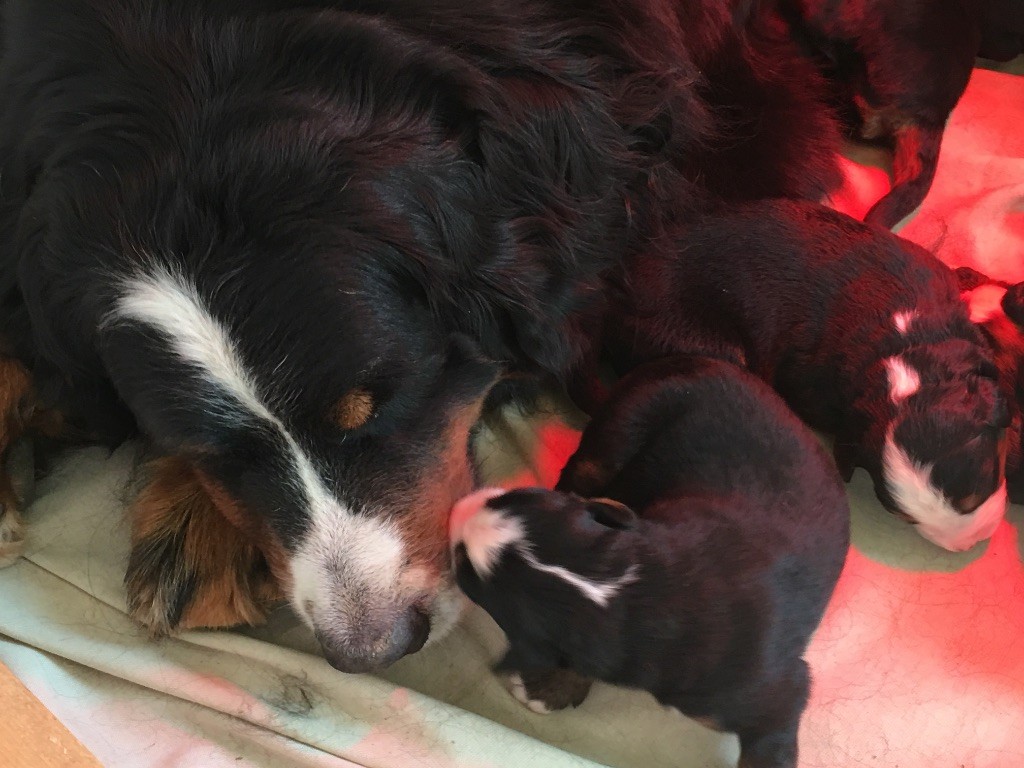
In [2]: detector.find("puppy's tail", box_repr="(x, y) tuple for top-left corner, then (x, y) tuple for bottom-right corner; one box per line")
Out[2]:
(864, 122), (942, 230)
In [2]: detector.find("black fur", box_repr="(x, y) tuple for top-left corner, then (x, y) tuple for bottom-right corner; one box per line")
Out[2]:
(956, 268), (1024, 504)
(455, 357), (849, 768)
(590, 199), (1008, 549)
(0, 1), (843, 667)
(780, 0), (1016, 229)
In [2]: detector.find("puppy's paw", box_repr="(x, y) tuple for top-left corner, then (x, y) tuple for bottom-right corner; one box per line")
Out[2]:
(508, 673), (554, 715)
(0, 505), (25, 568)
(506, 668), (593, 714)
(125, 457), (283, 636)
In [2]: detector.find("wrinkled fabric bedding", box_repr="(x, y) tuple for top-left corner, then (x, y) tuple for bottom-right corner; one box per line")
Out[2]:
(1, 66), (1023, 768)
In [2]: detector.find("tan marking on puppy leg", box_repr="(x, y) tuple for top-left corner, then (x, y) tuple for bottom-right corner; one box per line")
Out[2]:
(332, 388), (375, 430)
(126, 457), (283, 636)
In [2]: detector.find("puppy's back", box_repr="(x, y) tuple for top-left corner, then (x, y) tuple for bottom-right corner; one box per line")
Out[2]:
(566, 356), (850, 678)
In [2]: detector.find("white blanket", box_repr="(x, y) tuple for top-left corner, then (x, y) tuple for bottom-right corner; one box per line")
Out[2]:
(1, 66), (1023, 768)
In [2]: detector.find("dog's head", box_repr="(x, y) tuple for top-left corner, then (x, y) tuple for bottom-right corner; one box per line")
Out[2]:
(866, 339), (1010, 552)
(99, 251), (500, 671)
(450, 487), (639, 672)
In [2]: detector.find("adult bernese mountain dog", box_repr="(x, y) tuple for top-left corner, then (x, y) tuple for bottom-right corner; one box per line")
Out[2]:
(0, 0), (842, 673)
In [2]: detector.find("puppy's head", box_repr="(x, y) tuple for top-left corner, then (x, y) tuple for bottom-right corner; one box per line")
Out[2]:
(874, 339), (1010, 551)
(959, 273), (1024, 503)
(450, 488), (639, 671)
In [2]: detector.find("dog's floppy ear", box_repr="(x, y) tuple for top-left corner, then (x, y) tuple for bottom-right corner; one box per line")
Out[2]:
(584, 498), (637, 530)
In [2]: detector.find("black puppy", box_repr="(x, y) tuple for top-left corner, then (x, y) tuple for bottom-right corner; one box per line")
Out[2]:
(957, 267), (1024, 503)
(593, 199), (1009, 551)
(781, 0), (1023, 230)
(452, 357), (849, 768)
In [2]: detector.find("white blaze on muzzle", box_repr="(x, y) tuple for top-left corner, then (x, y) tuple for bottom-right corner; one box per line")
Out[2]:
(882, 432), (1008, 552)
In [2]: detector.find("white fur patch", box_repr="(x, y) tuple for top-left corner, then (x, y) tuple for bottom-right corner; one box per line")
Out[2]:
(508, 673), (552, 715)
(113, 266), (411, 640)
(884, 356), (921, 403)
(115, 267), (269, 421)
(0, 508), (25, 569)
(457, 505), (526, 578)
(516, 548), (638, 608)
(964, 284), (1009, 324)
(882, 431), (1008, 552)
(893, 310), (919, 334)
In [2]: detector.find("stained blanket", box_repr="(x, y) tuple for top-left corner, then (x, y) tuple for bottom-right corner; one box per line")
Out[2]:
(1, 65), (1023, 768)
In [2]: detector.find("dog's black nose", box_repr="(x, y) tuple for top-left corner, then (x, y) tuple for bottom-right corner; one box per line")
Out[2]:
(318, 607), (431, 674)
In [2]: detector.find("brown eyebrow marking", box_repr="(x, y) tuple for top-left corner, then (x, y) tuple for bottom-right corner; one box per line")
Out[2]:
(332, 387), (375, 430)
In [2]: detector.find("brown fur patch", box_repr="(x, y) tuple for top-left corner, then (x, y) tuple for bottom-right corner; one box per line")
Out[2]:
(333, 388), (375, 430)
(196, 471), (292, 595)
(126, 457), (284, 636)
(393, 393), (496, 591)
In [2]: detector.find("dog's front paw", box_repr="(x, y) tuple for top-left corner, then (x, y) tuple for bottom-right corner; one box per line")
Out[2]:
(125, 457), (283, 636)
(506, 668), (593, 714)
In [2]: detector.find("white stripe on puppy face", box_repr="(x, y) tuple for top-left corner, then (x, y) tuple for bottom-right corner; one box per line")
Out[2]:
(455, 492), (637, 607)
(893, 310), (919, 334)
(882, 430), (1008, 552)
(884, 356), (921, 404)
(113, 266), (407, 636)
(515, 548), (638, 608)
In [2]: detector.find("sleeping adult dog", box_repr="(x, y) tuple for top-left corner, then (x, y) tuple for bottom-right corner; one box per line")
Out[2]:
(0, 0), (843, 673)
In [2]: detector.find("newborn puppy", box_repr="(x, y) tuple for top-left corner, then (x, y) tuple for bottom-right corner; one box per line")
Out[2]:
(452, 357), (849, 768)
(957, 267), (1024, 503)
(780, 0), (1002, 229)
(597, 199), (1009, 552)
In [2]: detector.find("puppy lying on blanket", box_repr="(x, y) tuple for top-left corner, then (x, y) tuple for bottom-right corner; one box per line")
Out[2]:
(957, 267), (1024, 503)
(781, 0), (1024, 229)
(593, 199), (1009, 551)
(452, 356), (849, 768)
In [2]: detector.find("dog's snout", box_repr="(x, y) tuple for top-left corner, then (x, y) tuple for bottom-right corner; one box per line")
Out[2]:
(318, 606), (432, 674)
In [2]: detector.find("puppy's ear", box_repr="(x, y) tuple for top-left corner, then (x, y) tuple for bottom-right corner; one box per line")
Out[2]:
(584, 498), (637, 530)
(955, 266), (994, 292)
(1002, 283), (1024, 327)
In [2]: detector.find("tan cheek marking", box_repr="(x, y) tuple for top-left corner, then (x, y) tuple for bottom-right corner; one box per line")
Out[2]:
(394, 397), (491, 582)
(333, 388), (375, 430)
